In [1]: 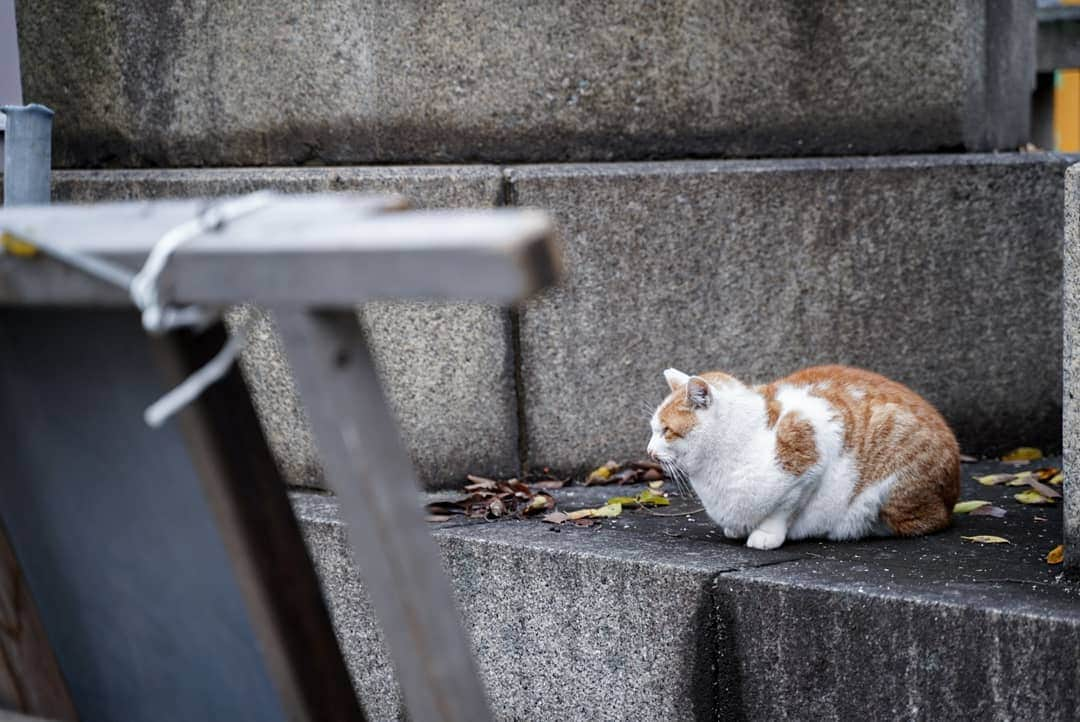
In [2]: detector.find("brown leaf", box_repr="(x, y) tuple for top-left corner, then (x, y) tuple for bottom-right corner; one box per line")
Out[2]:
(612, 468), (639, 485)
(465, 474), (498, 490)
(1047, 545), (1065, 565)
(532, 479), (568, 489)
(571, 518), (596, 527)
(1034, 467), (1062, 481)
(631, 460), (664, 472)
(968, 505), (1007, 518)
(487, 497), (507, 517)
(641, 468), (664, 482)
(542, 511), (568, 524)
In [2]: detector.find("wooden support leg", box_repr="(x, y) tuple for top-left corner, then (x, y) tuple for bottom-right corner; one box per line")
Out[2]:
(0, 519), (76, 720)
(275, 310), (492, 722)
(150, 323), (366, 722)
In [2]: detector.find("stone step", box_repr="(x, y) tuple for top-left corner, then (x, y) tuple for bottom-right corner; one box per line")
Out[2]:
(19, 1), (1032, 168)
(294, 458), (1079, 722)
(33, 153), (1075, 489)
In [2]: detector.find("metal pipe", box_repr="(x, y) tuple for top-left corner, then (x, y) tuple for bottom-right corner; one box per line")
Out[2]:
(1, 103), (53, 206)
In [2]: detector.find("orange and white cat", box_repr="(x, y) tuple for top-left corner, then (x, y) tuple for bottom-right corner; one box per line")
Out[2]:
(647, 365), (959, 550)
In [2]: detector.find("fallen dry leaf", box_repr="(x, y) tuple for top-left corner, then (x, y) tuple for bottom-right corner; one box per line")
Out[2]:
(585, 460), (620, 485)
(1047, 545), (1065, 565)
(641, 468), (664, 482)
(648, 480), (665, 490)
(542, 511), (568, 524)
(953, 500), (991, 514)
(1026, 479), (1062, 499)
(961, 535), (1010, 544)
(532, 479), (568, 490)
(1034, 467), (1062, 481)
(590, 502), (623, 518)
(524, 493), (555, 515)
(1014, 489), (1055, 505)
(637, 488), (670, 507)
(1001, 447), (1042, 462)
(968, 505), (1007, 518)
(1048, 473), (1064, 486)
(465, 474), (498, 491)
(975, 474), (1015, 486)
(426, 514), (453, 523)
(606, 496), (639, 506)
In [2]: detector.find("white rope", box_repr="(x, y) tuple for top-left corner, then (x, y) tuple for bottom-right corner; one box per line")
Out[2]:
(1, 191), (275, 428)
(132, 191), (273, 427)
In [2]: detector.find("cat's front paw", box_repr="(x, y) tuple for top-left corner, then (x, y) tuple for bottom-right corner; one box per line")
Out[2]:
(722, 526), (742, 539)
(746, 529), (785, 550)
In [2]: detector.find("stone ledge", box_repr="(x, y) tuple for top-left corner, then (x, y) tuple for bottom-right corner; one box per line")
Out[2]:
(294, 458), (1079, 721)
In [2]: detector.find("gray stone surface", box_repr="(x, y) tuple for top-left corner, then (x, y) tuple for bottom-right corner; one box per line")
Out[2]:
(292, 458), (1080, 721)
(511, 154), (1073, 473)
(1065, 164), (1080, 574)
(50, 166), (516, 488)
(19, 1), (1031, 168)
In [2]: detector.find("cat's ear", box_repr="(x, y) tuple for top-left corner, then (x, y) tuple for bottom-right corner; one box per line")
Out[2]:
(663, 368), (690, 391)
(686, 376), (712, 409)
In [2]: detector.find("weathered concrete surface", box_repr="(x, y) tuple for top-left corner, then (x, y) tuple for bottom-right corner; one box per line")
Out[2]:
(49, 167), (516, 488)
(294, 458), (1080, 721)
(511, 154), (1073, 472)
(19, 1), (1032, 168)
(1065, 164), (1080, 574)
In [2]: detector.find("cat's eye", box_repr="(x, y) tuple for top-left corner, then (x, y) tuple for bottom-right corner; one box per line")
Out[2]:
(663, 426), (680, 440)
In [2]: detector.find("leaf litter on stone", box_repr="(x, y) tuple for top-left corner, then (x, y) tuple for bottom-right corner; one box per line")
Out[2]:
(1014, 489), (1055, 505)
(953, 500), (990, 514)
(968, 505), (1007, 518)
(961, 535), (1010, 544)
(1047, 545), (1065, 565)
(1001, 447), (1042, 462)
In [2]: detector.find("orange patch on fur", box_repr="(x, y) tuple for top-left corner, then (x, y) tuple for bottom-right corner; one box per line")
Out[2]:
(658, 395), (697, 440)
(775, 412), (817, 476)
(774, 365), (959, 536)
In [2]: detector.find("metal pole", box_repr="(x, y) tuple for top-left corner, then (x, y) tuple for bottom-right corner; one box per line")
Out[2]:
(1, 103), (53, 206)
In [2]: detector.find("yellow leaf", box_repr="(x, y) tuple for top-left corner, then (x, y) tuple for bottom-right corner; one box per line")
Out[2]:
(0, 231), (39, 257)
(1049, 473), (1064, 486)
(953, 500), (990, 514)
(590, 502), (622, 518)
(1047, 545), (1065, 564)
(648, 480), (665, 490)
(961, 535), (1010, 544)
(1014, 489), (1055, 505)
(1001, 447), (1042, 462)
(566, 502), (622, 520)
(606, 496), (638, 506)
(637, 488), (671, 507)
(975, 473), (1015, 486)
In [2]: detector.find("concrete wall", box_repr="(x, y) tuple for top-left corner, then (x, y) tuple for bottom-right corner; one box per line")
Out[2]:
(1065, 163), (1080, 573)
(18, 0), (1032, 168)
(42, 153), (1072, 487)
(512, 154), (1071, 470)
(52, 167), (518, 489)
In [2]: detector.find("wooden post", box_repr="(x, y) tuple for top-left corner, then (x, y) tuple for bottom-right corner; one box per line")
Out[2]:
(275, 310), (493, 722)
